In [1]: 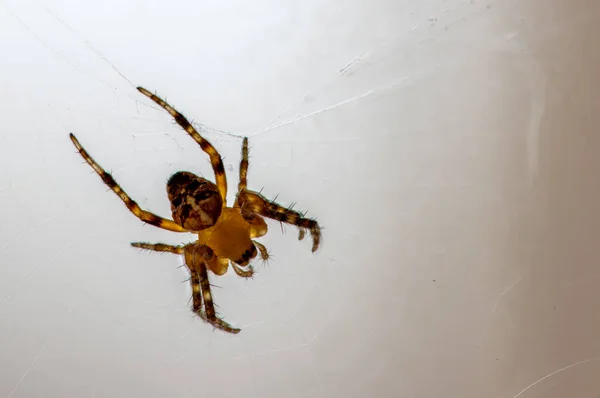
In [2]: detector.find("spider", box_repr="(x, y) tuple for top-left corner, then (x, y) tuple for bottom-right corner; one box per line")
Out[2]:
(69, 87), (321, 334)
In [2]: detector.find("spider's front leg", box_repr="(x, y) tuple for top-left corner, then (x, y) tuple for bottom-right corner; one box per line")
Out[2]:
(137, 87), (229, 204)
(69, 134), (188, 233)
(184, 244), (241, 334)
(238, 189), (321, 252)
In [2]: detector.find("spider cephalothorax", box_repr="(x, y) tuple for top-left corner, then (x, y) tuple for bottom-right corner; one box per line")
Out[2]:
(70, 86), (321, 333)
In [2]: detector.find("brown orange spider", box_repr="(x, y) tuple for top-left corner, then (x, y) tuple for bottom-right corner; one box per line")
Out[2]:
(69, 87), (321, 333)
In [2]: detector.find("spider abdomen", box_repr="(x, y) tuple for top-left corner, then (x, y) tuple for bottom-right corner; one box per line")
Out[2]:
(167, 171), (223, 231)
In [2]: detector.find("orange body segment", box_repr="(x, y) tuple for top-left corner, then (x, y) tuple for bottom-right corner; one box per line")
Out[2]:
(197, 207), (257, 268)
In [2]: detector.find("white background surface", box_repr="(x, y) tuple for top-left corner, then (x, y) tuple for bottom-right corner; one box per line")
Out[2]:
(2, 0), (600, 397)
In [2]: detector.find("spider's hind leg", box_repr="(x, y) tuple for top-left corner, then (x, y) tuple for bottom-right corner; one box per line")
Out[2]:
(239, 189), (321, 252)
(184, 244), (241, 334)
(131, 242), (184, 254)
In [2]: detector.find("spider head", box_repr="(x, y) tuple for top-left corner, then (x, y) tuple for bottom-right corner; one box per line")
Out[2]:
(167, 171), (223, 231)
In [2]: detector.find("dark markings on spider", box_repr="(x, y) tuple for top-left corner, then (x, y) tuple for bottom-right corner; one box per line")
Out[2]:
(69, 86), (321, 333)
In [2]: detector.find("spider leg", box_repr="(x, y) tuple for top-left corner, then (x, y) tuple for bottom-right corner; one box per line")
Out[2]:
(231, 261), (254, 278)
(184, 259), (211, 323)
(198, 260), (241, 333)
(70, 134), (187, 233)
(190, 269), (204, 315)
(234, 137), (249, 207)
(239, 189), (321, 252)
(137, 87), (228, 204)
(253, 240), (270, 261)
(184, 244), (241, 334)
(130, 242), (184, 254)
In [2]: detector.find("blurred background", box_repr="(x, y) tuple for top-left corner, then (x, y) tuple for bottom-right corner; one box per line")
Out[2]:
(1, 0), (600, 397)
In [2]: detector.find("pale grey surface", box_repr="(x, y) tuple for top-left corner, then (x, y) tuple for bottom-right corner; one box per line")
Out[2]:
(1, 0), (600, 397)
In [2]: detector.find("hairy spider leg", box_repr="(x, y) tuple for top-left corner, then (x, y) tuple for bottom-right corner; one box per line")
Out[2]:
(190, 270), (204, 315)
(130, 241), (242, 330)
(130, 242), (184, 254)
(69, 134), (188, 233)
(229, 137), (269, 240)
(234, 137), (249, 207)
(185, 244), (241, 334)
(188, 270), (218, 328)
(253, 240), (270, 261)
(239, 190), (321, 252)
(231, 262), (254, 278)
(132, 242), (241, 333)
(137, 87), (228, 204)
